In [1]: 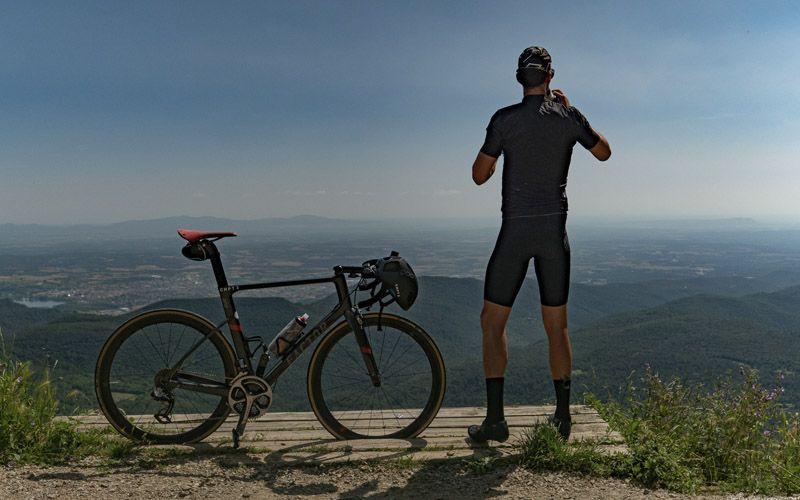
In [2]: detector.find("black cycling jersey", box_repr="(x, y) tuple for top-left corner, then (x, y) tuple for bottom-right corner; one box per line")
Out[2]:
(480, 95), (599, 218)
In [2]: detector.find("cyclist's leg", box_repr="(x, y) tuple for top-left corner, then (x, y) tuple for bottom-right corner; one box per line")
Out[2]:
(532, 214), (571, 378)
(482, 221), (530, 377)
(540, 304), (571, 379)
(471, 221), (530, 442)
(480, 300), (511, 377)
(536, 256), (571, 380)
(532, 214), (572, 438)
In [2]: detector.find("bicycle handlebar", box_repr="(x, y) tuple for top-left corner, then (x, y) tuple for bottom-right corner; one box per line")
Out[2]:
(338, 264), (377, 279)
(335, 262), (392, 309)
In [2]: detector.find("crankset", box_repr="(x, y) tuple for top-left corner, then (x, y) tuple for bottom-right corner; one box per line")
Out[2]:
(227, 374), (273, 448)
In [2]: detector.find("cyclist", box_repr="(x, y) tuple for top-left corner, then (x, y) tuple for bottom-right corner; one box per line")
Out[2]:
(468, 46), (611, 442)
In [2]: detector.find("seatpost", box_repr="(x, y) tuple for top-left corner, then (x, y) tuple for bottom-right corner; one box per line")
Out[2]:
(205, 241), (229, 287)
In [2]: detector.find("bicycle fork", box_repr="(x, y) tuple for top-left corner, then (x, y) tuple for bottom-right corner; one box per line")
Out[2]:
(347, 308), (382, 387)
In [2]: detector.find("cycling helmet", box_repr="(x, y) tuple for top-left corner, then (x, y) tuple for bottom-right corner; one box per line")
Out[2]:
(516, 46), (554, 87)
(375, 252), (418, 310)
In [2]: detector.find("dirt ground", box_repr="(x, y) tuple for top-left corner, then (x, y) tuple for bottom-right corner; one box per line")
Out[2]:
(1, 455), (772, 499)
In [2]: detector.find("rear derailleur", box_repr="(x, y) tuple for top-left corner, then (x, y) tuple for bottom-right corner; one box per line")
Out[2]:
(151, 386), (175, 424)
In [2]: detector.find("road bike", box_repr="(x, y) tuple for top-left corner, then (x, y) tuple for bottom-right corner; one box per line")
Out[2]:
(94, 230), (446, 447)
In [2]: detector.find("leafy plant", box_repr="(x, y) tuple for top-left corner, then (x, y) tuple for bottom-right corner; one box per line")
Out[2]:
(0, 329), (133, 464)
(592, 366), (800, 494)
(517, 367), (799, 495)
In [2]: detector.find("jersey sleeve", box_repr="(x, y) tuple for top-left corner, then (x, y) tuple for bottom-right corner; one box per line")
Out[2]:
(570, 106), (600, 150)
(479, 111), (503, 158)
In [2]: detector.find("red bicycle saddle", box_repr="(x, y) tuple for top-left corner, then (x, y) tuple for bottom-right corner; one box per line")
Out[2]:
(177, 229), (238, 243)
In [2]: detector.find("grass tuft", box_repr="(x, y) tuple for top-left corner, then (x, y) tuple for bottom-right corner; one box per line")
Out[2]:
(517, 422), (619, 477)
(385, 455), (422, 470)
(0, 330), (137, 464)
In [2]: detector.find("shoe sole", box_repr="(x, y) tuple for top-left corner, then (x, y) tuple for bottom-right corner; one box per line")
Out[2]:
(467, 426), (509, 443)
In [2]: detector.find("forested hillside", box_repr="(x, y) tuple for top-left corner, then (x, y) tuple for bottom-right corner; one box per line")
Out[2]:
(1, 277), (798, 413)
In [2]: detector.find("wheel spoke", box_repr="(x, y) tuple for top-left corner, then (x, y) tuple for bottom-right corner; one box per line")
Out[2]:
(98, 314), (231, 444)
(311, 315), (443, 439)
(380, 339), (418, 377)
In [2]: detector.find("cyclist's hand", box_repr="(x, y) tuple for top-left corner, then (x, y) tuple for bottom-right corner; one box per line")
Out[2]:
(552, 89), (570, 107)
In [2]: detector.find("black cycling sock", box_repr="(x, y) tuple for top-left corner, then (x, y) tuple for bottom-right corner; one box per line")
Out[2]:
(553, 377), (571, 420)
(486, 377), (505, 423)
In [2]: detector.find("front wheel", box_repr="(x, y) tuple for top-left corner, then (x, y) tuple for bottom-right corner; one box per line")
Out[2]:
(95, 309), (237, 444)
(307, 313), (446, 439)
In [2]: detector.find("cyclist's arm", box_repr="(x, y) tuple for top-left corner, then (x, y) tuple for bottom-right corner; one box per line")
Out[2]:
(472, 152), (498, 185)
(559, 91), (611, 162)
(590, 129), (611, 161)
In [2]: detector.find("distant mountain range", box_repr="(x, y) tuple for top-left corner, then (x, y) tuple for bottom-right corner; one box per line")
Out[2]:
(2, 275), (798, 414)
(593, 217), (765, 231)
(0, 215), (388, 243)
(1, 214), (788, 245)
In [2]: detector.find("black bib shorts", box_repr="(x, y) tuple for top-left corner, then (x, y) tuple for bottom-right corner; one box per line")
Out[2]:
(484, 214), (570, 307)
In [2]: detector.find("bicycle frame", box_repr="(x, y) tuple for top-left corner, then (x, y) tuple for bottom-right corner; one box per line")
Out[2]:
(93, 232), (444, 449)
(173, 239), (379, 392)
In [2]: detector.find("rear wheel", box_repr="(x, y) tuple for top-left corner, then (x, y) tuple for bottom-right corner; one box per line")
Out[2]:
(307, 313), (446, 439)
(95, 309), (237, 444)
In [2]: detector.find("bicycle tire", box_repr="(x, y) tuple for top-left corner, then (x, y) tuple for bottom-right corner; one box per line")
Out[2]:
(307, 312), (446, 439)
(95, 309), (237, 444)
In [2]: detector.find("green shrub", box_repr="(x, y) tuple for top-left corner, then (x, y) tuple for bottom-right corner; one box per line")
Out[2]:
(593, 367), (800, 494)
(518, 367), (799, 495)
(0, 330), (132, 464)
(1, 355), (77, 462)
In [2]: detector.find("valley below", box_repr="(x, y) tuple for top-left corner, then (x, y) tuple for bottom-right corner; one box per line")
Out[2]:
(2, 216), (798, 413)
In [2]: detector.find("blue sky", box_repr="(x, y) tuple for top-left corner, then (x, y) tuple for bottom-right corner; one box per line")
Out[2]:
(1, 1), (798, 224)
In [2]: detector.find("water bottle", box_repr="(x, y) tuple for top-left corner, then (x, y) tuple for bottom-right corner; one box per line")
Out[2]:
(268, 313), (309, 356)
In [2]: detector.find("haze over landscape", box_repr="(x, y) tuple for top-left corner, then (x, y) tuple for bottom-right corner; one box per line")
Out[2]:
(1, 215), (798, 414)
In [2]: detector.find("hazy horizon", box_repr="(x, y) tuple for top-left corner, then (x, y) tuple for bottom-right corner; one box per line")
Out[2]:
(2, 212), (800, 230)
(2, 1), (798, 225)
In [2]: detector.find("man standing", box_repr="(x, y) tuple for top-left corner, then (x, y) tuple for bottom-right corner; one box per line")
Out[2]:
(468, 46), (611, 442)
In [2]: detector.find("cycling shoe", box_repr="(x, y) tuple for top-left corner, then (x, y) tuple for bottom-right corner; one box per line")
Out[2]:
(467, 419), (509, 443)
(549, 414), (571, 440)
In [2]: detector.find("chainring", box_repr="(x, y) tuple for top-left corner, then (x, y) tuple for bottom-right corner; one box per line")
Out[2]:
(227, 374), (273, 419)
